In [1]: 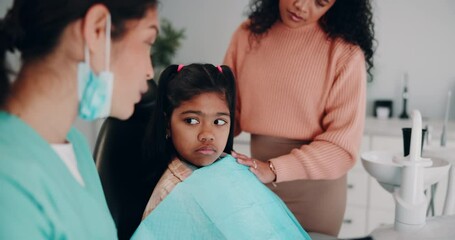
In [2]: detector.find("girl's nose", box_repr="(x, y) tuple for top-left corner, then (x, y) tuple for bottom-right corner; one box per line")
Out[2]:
(199, 136), (214, 142)
(198, 129), (215, 142)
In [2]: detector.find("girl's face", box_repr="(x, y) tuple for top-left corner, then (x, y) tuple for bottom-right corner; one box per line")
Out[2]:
(170, 92), (231, 167)
(110, 8), (159, 120)
(279, 0), (335, 28)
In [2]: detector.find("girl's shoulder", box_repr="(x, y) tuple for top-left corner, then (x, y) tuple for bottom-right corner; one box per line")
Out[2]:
(214, 153), (241, 167)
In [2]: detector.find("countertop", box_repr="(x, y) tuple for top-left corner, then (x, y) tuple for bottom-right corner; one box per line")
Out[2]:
(364, 117), (455, 141)
(234, 117), (455, 142)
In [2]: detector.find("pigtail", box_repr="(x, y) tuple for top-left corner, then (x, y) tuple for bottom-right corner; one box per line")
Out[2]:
(143, 64), (179, 185)
(219, 65), (236, 154)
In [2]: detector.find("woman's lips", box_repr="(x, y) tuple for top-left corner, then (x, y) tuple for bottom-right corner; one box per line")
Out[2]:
(288, 10), (303, 22)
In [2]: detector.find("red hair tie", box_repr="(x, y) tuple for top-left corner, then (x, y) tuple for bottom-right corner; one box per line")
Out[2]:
(177, 64), (184, 72)
(217, 65), (223, 73)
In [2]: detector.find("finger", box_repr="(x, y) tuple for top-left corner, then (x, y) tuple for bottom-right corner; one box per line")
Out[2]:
(238, 158), (257, 169)
(232, 151), (249, 159)
(231, 151), (238, 158)
(235, 152), (249, 159)
(235, 154), (250, 162)
(236, 157), (250, 166)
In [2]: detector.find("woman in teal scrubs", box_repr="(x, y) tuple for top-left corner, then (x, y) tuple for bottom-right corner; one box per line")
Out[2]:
(0, 0), (159, 239)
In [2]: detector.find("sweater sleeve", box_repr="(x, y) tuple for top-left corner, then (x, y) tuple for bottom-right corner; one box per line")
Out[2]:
(223, 24), (246, 137)
(271, 49), (367, 182)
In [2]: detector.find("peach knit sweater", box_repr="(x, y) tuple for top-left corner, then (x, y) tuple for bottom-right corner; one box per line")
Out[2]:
(223, 21), (366, 182)
(142, 158), (193, 220)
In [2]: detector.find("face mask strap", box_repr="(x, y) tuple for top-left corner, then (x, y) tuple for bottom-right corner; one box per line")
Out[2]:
(84, 45), (90, 66)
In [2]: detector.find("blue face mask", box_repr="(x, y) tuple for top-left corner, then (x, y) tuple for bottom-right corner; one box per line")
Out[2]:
(77, 14), (114, 121)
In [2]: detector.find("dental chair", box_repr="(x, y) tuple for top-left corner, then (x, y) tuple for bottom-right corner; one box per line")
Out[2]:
(93, 80), (157, 240)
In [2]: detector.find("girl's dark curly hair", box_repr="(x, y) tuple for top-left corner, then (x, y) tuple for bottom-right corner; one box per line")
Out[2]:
(247, 0), (375, 80)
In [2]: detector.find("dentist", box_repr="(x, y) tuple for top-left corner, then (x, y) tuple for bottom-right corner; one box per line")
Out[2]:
(0, 0), (159, 239)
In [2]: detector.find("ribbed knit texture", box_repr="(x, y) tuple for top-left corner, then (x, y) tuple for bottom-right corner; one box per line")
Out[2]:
(224, 21), (366, 181)
(142, 157), (193, 220)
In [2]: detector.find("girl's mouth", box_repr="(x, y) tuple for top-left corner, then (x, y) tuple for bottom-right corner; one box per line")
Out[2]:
(196, 146), (216, 155)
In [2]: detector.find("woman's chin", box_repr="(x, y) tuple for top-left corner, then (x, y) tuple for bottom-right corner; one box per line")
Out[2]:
(110, 107), (134, 120)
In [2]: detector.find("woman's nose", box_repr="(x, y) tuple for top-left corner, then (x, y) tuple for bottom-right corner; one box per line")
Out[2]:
(294, 0), (309, 11)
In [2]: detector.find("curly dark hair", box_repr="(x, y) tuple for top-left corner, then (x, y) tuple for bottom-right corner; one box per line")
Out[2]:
(247, 0), (375, 80)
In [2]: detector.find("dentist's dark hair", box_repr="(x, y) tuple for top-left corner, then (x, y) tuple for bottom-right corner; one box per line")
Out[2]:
(0, 0), (158, 106)
(143, 63), (236, 187)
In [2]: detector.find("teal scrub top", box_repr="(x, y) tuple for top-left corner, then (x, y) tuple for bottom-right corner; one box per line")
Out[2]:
(132, 154), (311, 240)
(0, 111), (117, 239)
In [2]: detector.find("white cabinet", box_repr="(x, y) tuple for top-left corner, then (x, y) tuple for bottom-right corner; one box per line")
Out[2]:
(339, 172), (369, 238)
(339, 205), (367, 238)
(367, 208), (395, 233)
(339, 135), (371, 238)
(346, 171), (369, 206)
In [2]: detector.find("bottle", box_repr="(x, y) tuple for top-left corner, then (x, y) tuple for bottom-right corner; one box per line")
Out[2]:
(399, 72), (409, 119)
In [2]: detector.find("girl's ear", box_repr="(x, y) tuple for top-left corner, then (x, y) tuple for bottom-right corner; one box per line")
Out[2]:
(165, 129), (170, 140)
(81, 4), (110, 73)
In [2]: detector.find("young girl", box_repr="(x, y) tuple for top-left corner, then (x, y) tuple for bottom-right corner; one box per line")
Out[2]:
(224, 0), (375, 236)
(142, 63), (236, 217)
(132, 64), (310, 239)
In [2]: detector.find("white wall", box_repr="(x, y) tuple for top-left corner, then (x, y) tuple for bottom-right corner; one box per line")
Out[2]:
(2, 0), (455, 147)
(160, 0), (455, 120)
(157, 0), (250, 65)
(370, 0), (455, 120)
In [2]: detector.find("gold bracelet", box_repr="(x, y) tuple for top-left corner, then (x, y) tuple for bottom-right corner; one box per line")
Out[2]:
(268, 160), (277, 185)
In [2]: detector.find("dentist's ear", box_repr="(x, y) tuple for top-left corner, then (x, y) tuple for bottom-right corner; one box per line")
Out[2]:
(81, 4), (111, 74)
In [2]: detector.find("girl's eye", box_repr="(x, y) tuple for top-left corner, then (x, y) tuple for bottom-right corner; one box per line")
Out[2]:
(214, 119), (227, 126)
(184, 118), (199, 125)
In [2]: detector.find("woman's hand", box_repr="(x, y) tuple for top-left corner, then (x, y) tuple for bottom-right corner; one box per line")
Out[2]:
(232, 151), (276, 184)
